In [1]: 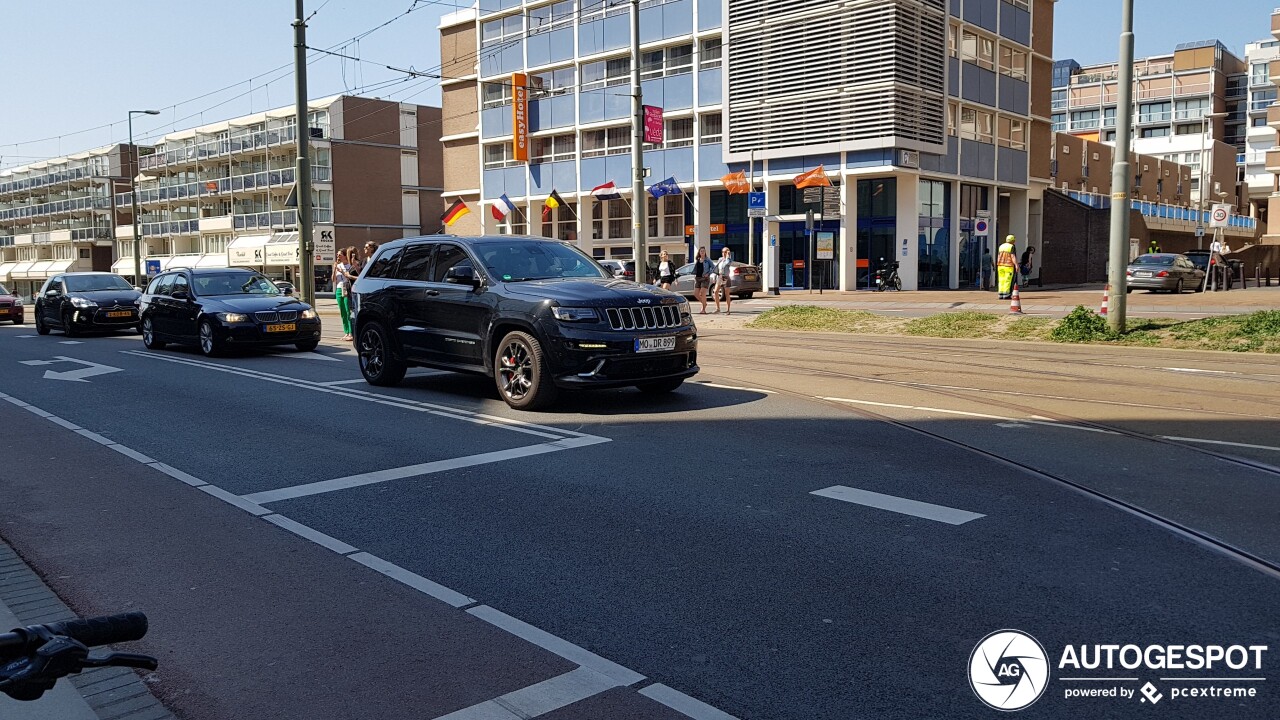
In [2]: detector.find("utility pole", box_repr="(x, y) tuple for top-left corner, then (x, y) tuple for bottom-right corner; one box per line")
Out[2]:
(1106, 0), (1134, 333)
(630, 0), (646, 282)
(294, 0), (316, 307)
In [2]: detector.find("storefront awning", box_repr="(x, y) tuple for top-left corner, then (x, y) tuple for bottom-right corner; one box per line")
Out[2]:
(111, 257), (139, 274)
(196, 254), (229, 268)
(0, 263), (17, 283)
(265, 232), (300, 266)
(41, 260), (74, 278)
(19, 261), (53, 279)
(167, 254), (203, 271)
(9, 262), (34, 279)
(228, 234), (271, 266)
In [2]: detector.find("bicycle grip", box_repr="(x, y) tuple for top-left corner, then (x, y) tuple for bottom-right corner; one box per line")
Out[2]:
(43, 612), (148, 648)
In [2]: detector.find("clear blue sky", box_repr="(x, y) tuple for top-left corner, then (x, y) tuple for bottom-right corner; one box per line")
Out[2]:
(0, 0), (1276, 170)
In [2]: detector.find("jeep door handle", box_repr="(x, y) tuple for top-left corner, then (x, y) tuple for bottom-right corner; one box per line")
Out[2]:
(425, 289), (440, 297)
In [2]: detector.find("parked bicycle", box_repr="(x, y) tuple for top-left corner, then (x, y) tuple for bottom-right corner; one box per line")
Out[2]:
(0, 612), (155, 701)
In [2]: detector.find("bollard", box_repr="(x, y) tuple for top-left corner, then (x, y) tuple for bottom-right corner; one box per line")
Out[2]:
(1256, 264), (1262, 290)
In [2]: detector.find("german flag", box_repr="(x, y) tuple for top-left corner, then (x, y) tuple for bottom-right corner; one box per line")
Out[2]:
(441, 198), (470, 227)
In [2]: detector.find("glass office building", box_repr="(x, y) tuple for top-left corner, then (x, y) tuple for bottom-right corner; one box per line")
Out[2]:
(440, 0), (1053, 290)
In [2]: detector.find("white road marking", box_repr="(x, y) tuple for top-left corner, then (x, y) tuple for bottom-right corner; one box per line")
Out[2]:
(198, 486), (271, 517)
(1160, 436), (1280, 454)
(265, 351), (343, 362)
(14, 335), (36, 338)
(19, 356), (123, 383)
(811, 485), (985, 525)
(243, 441), (600, 504)
(639, 684), (742, 720)
(261, 513), (357, 553)
(695, 381), (776, 394)
(468, 605), (646, 686)
(347, 552), (474, 608)
(121, 350), (604, 442)
(58, 341), (84, 345)
(1162, 367), (1239, 375)
(819, 397), (1115, 434)
(432, 667), (620, 720)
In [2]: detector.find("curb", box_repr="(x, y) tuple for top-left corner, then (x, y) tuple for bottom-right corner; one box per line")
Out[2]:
(0, 541), (175, 720)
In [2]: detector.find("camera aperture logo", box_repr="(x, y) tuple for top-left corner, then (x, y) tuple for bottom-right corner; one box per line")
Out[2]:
(969, 630), (1050, 711)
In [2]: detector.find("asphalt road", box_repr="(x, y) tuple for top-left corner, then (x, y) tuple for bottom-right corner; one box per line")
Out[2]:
(0, 320), (1276, 720)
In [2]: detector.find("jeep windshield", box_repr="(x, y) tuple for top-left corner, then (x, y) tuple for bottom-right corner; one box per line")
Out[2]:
(475, 241), (609, 282)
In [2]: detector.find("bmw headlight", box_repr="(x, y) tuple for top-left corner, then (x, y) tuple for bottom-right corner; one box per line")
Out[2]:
(301, 309), (318, 320)
(70, 297), (96, 308)
(220, 312), (249, 323)
(552, 306), (599, 322)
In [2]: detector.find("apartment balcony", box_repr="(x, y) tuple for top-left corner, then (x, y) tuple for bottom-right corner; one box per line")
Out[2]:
(137, 125), (328, 173)
(1269, 104), (1280, 129)
(128, 166), (331, 207)
(1271, 59), (1280, 84)
(1266, 148), (1280, 173)
(140, 219), (201, 238)
(1272, 8), (1280, 41)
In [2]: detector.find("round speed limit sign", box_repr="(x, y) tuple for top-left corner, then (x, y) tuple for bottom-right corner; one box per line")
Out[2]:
(1211, 206), (1229, 224)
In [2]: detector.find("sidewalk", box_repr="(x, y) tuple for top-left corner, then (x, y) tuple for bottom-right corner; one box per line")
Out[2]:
(0, 541), (174, 720)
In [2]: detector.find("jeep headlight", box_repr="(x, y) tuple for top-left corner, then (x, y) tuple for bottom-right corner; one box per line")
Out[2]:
(552, 306), (599, 322)
(678, 298), (691, 322)
(70, 297), (96, 308)
(220, 312), (249, 323)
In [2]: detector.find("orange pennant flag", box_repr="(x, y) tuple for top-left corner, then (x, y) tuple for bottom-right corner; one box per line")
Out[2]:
(720, 171), (751, 195)
(793, 165), (832, 189)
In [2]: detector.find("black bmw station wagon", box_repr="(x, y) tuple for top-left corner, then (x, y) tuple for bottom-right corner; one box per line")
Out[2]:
(351, 235), (698, 409)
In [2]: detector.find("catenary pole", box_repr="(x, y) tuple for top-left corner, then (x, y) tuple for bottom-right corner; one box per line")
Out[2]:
(294, 0), (316, 307)
(1106, 0), (1134, 333)
(630, 0), (647, 282)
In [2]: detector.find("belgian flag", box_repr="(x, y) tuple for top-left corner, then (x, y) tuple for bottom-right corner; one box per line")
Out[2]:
(542, 189), (565, 221)
(441, 198), (470, 228)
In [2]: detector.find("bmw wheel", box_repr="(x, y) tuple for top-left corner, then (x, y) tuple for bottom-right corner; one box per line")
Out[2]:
(141, 316), (166, 350)
(495, 330), (556, 410)
(198, 320), (223, 357)
(357, 321), (406, 386)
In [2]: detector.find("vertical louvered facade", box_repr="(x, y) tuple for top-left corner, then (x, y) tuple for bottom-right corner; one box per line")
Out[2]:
(725, 0), (948, 159)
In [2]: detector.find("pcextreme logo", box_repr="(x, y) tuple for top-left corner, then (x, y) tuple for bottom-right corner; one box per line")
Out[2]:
(969, 630), (1050, 711)
(969, 630), (1269, 711)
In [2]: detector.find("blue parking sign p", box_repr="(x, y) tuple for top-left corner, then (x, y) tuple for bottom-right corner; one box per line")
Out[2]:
(748, 192), (766, 209)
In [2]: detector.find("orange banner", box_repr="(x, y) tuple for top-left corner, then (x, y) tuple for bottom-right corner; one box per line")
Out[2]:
(512, 73), (529, 163)
(793, 165), (832, 189)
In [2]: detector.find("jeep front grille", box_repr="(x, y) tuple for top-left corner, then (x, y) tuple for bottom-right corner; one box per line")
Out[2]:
(605, 305), (680, 330)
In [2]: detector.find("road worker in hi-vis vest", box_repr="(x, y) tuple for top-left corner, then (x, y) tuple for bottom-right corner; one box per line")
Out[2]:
(996, 235), (1018, 299)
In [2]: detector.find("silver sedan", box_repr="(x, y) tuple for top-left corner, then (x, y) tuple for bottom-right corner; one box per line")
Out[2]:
(1125, 253), (1204, 293)
(670, 261), (763, 299)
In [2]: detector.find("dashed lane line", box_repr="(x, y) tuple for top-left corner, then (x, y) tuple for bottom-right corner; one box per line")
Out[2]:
(811, 485), (986, 525)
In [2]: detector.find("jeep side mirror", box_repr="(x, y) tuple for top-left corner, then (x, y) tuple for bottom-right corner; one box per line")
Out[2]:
(171, 290), (190, 301)
(444, 265), (478, 288)
(45, 289), (59, 297)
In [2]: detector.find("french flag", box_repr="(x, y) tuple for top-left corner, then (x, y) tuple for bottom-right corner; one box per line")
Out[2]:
(491, 193), (516, 221)
(591, 181), (621, 201)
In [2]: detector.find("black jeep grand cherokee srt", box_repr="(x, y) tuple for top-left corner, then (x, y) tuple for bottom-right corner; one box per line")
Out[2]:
(351, 235), (698, 410)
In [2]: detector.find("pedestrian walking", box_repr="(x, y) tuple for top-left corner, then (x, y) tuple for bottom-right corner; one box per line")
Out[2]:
(981, 246), (993, 291)
(996, 235), (1018, 299)
(714, 247), (733, 314)
(692, 247), (712, 314)
(1148, 239), (1161, 254)
(333, 249), (357, 341)
(657, 251), (675, 290)
(1019, 246), (1035, 287)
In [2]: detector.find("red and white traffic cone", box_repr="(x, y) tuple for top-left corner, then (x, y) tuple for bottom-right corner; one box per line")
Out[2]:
(1009, 283), (1024, 314)
(1100, 284), (1110, 317)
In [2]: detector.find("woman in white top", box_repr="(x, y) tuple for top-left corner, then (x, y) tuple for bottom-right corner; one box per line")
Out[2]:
(657, 251), (675, 290)
(333, 249), (355, 341)
(714, 247), (733, 314)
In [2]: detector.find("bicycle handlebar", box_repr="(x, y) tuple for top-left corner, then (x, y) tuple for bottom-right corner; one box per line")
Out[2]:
(0, 612), (148, 663)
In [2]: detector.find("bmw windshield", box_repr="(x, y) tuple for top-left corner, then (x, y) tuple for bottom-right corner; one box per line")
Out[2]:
(191, 272), (282, 297)
(475, 241), (610, 282)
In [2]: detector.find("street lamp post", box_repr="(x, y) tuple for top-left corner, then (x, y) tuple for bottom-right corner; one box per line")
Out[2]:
(128, 110), (160, 285)
(1106, 0), (1135, 333)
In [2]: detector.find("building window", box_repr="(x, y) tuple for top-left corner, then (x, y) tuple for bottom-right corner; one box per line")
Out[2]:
(948, 102), (958, 136)
(1174, 97), (1209, 121)
(959, 107), (993, 142)
(665, 117), (694, 147)
(481, 81), (513, 109)
(1051, 89), (1066, 110)
(1138, 101), (1171, 123)
(483, 143), (516, 169)
(581, 126), (630, 157)
(79, 248), (92, 259)
(948, 24), (959, 58)
(1255, 116), (1269, 127)
(999, 45), (1027, 81)
(961, 31), (995, 71)
(528, 0), (574, 33)
(581, 56), (631, 91)
(1251, 62), (1269, 86)
(530, 133), (576, 164)
(1174, 124), (1201, 135)
(481, 14), (523, 46)
(1103, 130), (1116, 141)
(1070, 109), (1100, 130)
(640, 43), (694, 80)
(700, 113), (722, 144)
(699, 38), (722, 71)
(998, 117), (1026, 150)
(647, 194), (685, 238)
(1051, 113), (1065, 132)
(1140, 127), (1170, 138)
(530, 66), (575, 98)
(1103, 107), (1116, 128)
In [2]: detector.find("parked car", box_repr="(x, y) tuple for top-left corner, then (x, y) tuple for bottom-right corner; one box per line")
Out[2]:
(34, 272), (140, 336)
(273, 280), (296, 296)
(352, 235), (698, 410)
(670, 261), (762, 299)
(138, 267), (321, 356)
(1125, 253), (1205, 293)
(597, 259), (636, 281)
(0, 283), (24, 325)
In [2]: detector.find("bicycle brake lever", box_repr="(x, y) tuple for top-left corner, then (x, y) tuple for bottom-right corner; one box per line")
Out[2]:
(0, 636), (88, 701)
(83, 652), (158, 671)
